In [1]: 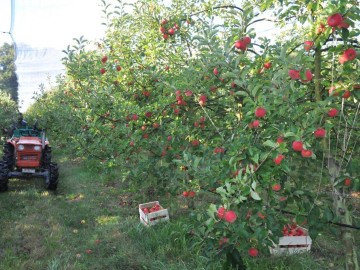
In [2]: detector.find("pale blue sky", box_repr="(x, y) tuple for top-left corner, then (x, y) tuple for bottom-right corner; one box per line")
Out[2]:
(0, 0), (109, 111)
(1, 0), (106, 49)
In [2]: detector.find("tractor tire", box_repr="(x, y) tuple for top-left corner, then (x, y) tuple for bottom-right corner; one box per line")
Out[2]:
(41, 146), (52, 168)
(3, 143), (15, 170)
(0, 161), (9, 192)
(46, 162), (59, 190)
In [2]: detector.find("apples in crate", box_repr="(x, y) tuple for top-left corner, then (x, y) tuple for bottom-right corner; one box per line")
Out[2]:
(270, 222), (312, 255)
(139, 201), (169, 226)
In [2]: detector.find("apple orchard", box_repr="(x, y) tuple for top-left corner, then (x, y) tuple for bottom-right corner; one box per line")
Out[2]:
(27, 0), (359, 268)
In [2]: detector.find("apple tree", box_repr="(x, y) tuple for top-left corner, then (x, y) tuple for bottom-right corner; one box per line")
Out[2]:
(26, 0), (359, 268)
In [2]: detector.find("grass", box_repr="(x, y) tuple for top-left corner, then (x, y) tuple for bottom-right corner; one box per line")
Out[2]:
(0, 153), (358, 270)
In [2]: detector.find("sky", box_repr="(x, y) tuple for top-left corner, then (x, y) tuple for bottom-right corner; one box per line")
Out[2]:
(0, 0), (108, 111)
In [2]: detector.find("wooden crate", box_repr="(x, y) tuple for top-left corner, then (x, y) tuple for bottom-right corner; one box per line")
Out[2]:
(139, 201), (169, 226)
(270, 227), (312, 255)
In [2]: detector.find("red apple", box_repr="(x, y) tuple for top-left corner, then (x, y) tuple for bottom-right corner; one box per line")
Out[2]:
(339, 20), (350, 29)
(224, 210), (237, 223)
(162, 34), (169, 39)
(182, 191), (189, 197)
(263, 62), (271, 69)
(161, 19), (168, 25)
(249, 120), (260, 128)
(213, 67), (219, 76)
(188, 191), (196, 197)
(248, 248), (259, 257)
(214, 147), (225, 154)
(185, 90), (193, 96)
(153, 123), (159, 129)
(255, 107), (267, 118)
(328, 108), (338, 117)
(304, 41), (314, 51)
(218, 237), (229, 247)
(159, 26), (166, 33)
(167, 135), (172, 141)
(301, 149), (313, 158)
(168, 28), (175, 35)
(199, 95), (207, 106)
(301, 69), (313, 83)
(339, 48), (357, 64)
(327, 13), (343, 27)
(344, 178), (351, 186)
(101, 55), (108, 64)
(143, 91), (151, 97)
(288, 69), (300, 80)
(132, 114), (138, 121)
(276, 137), (284, 144)
(314, 128), (326, 138)
(292, 141), (303, 152)
(272, 183), (281, 191)
(273, 154), (285, 165)
(217, 207), (226, 220)
(342, 90), (351, 99)
(145, 111), (152, 118)
(191, 139), (200, 147)
(234, 40), (247, 51)
(243, 36), (251, 45)
(116, 65), (122, 71)
(100, 68), (106, 74)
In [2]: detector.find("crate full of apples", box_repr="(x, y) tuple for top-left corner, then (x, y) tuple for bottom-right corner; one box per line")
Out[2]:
(139, 201), (169, 226)
(270, 223), (312, 255)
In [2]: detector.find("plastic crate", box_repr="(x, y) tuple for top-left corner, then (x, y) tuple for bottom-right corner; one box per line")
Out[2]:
(139, 201), (169, 226)
(270, 227), (312, 255)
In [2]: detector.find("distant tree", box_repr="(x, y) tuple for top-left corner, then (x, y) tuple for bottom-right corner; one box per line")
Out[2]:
(0, 90), (18, 138)
(0, 43), (18, 102)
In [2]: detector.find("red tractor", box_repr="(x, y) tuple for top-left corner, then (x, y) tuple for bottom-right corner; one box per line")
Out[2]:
(0, 121), (59, 191)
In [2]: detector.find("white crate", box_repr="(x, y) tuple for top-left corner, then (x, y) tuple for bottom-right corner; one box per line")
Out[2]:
(139, 201), (169, 226)
(270, 227), (312, 255)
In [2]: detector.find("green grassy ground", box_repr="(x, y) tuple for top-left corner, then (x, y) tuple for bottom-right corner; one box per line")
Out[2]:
(0, 154), (358, 270)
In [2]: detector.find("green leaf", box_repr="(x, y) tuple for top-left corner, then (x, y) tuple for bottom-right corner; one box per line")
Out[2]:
(207, 203), (217, 219)
(250, 190), (261, 200)
(295, 215), (307, 225)
(193, 156), (201, 169)
(251, 181), (257, 190)
(341, 28), (349, 41)
(284, 131), (296, 138)
(263, 140), (277, 148)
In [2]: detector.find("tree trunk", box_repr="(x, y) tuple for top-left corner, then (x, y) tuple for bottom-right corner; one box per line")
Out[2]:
(315, 44), (358, 270)
(329, 157), (359, 270)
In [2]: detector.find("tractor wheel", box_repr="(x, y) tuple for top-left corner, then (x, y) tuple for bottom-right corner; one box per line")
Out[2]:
(41, 146), (52, 168)
(3, 143), (15, 170)
(46, 162), (59, 190)
(0, 161), (9, 192)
